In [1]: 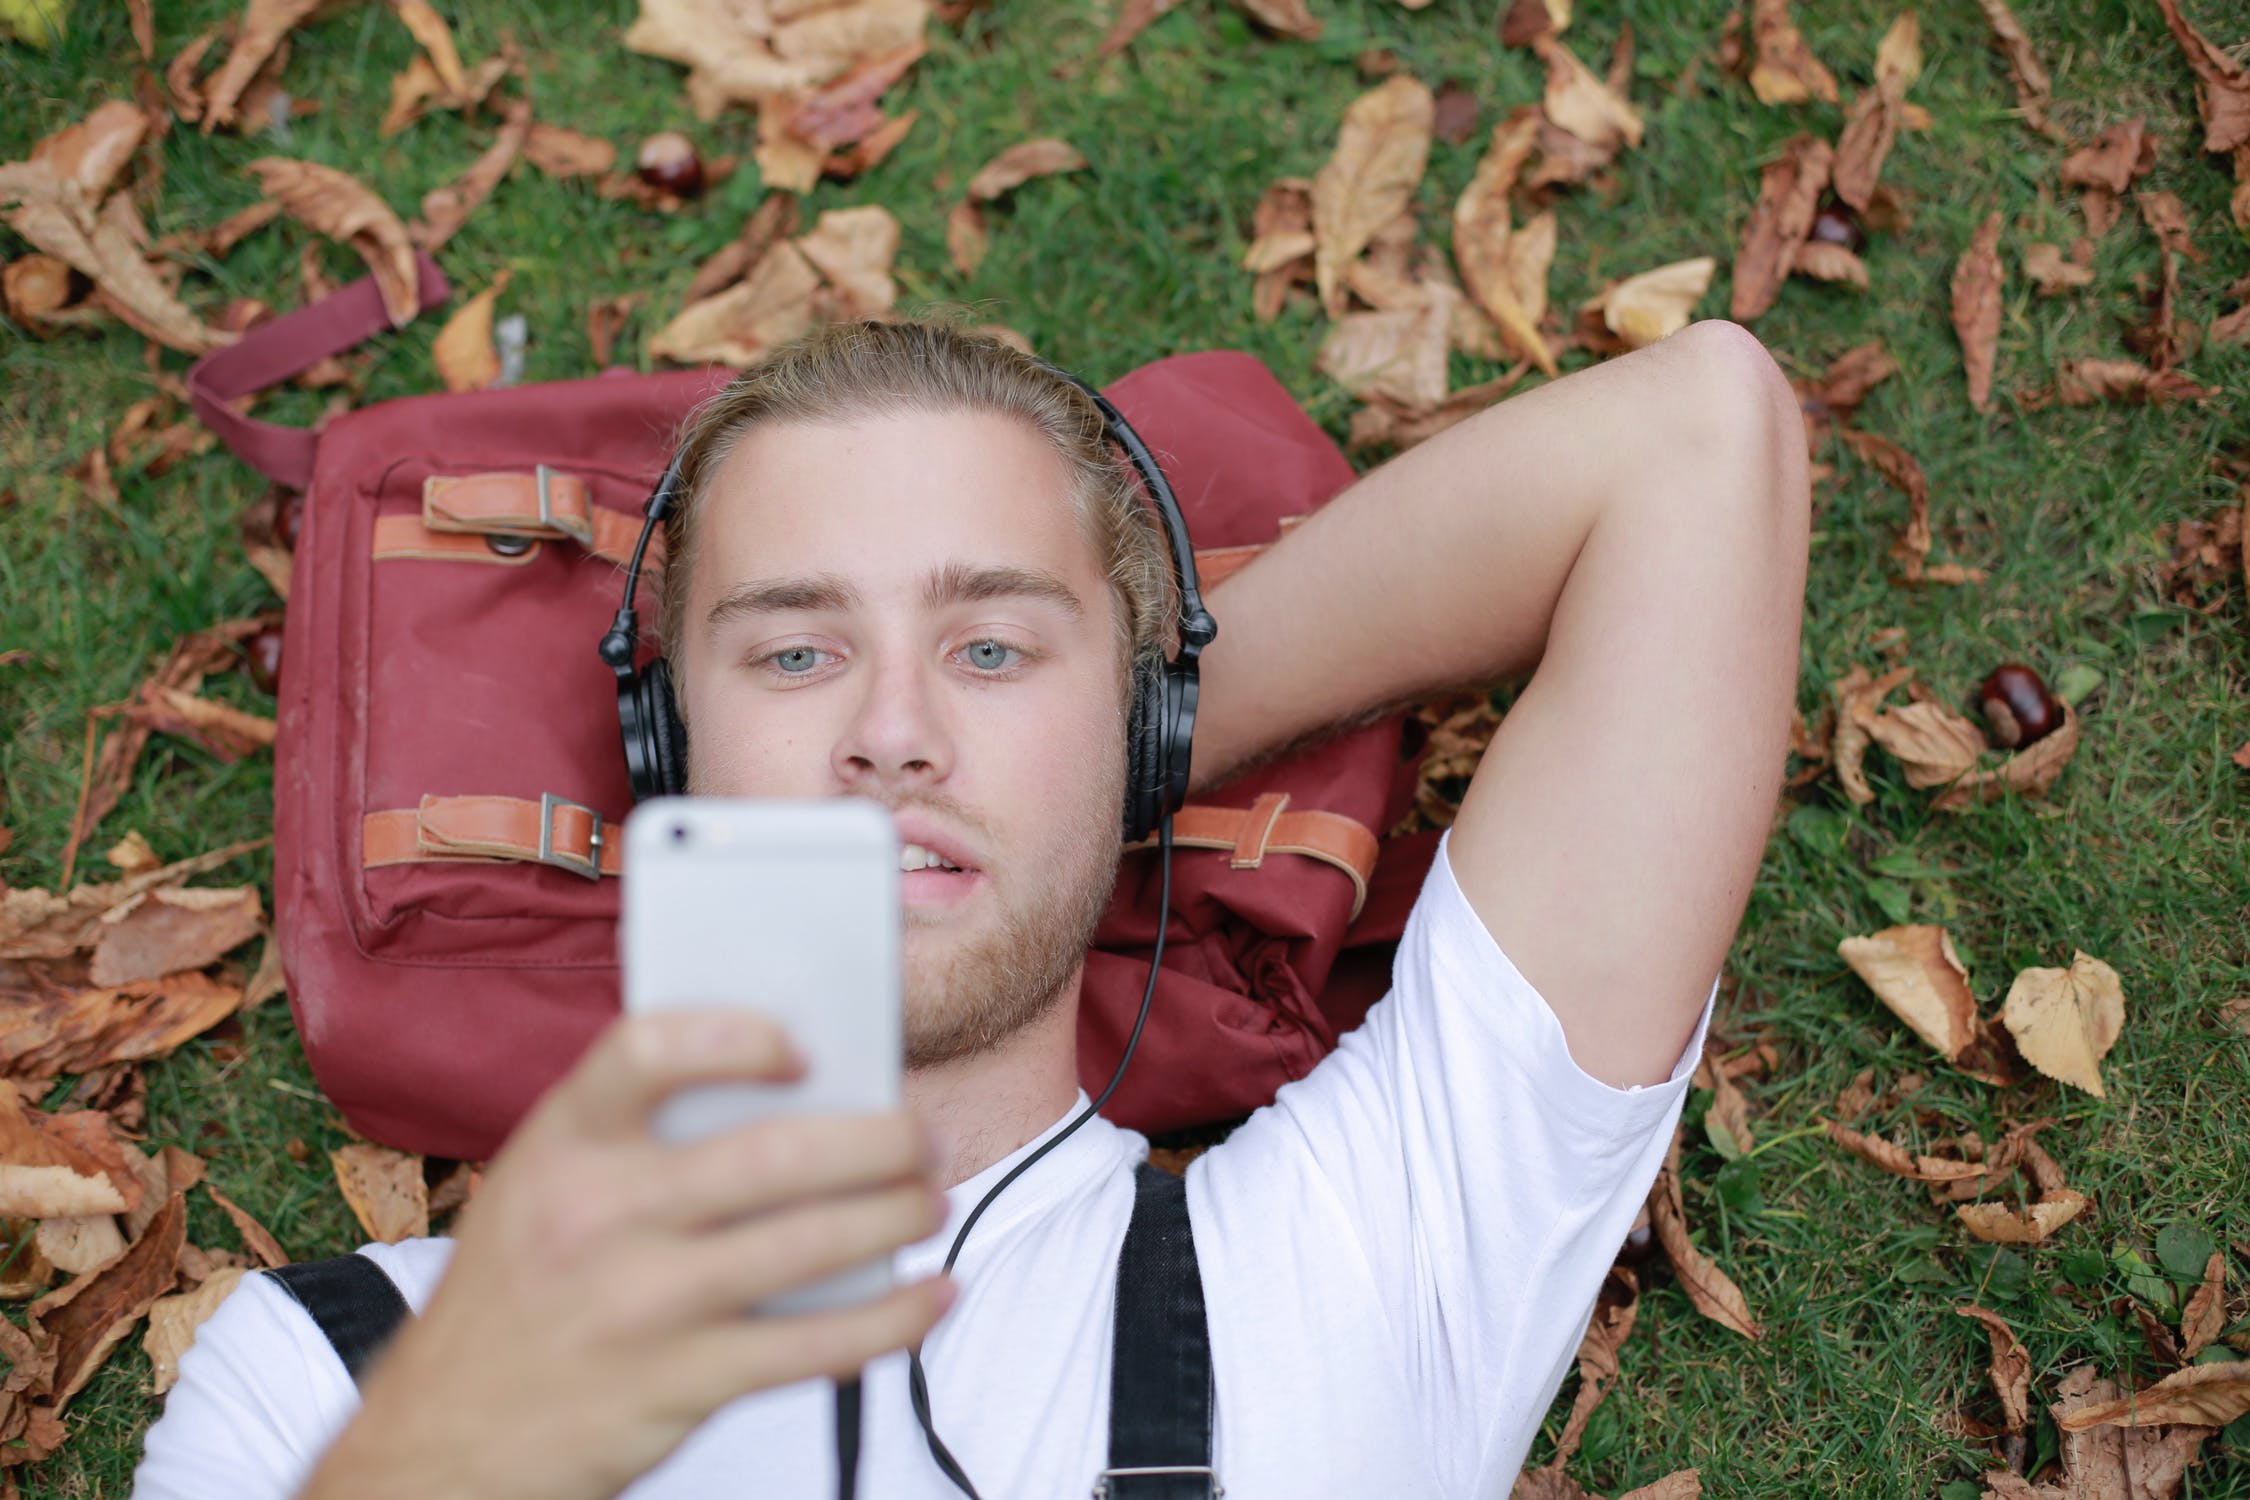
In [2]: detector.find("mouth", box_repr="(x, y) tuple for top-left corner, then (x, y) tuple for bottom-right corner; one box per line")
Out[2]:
(897, 836), (983, 908)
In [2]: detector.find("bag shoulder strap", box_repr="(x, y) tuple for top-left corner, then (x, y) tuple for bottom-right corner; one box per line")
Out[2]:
(262, 1253), (413, 1384)
(1101, 1160), (1218, 1499)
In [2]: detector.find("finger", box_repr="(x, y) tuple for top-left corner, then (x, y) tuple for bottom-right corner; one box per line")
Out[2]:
(547, 1011), (807, 1142)
(662, 1179), (946, 1325)
(632, 1110), (936, 1233)
(667, 1276), (956, 1409)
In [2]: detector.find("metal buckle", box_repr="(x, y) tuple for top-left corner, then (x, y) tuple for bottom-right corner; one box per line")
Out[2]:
(1091, 1467), (1222, 1498)
(534, 465), (592, 547)
(536, 792), (604, 880)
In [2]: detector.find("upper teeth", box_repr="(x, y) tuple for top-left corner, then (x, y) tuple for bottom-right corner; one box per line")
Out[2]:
(900, 843), (962, 872)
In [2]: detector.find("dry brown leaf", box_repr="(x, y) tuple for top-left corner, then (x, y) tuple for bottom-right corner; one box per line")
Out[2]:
(0, 1092), (138, 1219)
(2022, 241), (2093, 295)
(1093, 0), (1186, 59)
(796, 204), (898, 318)
(86, 884), (263, 988)
(201, 0), (323, 133)
(1822, 1119), (1996, 1183)
(2061, 119), (2156, 196)
(1983, 1363), (2215, 1499)
(1951, 211), (2003, 412)
(1550, 1267), (1637, 1466)
(2134, 190), (2202, 264)
(0, 1218), (61, 1300)
(1832, 13), (1919, 209)
(1318, 287), (1456, 413)
(1648, 1129), (1762, 1340)
(392, 0), (467, 96)
(1346, 367), (1528, 453)
(432, 271), (512, 393)
(966, 138), (1089, 201)
(625, 0), (923, 120)
(584, 293), (644, 368)
(1827, 662), (1913, 803)
(240, 934), (287, 1011)
(2, 836), (264, 960)
(1973, 0), (2062, 140)
(1591, 258), (1715, 350)
(2000, 950), (2124, 1098)
(650, 239), (823, 367)
(413, 96), (532, 253)
(204, 1185), (287, 1268)
(30, 101), (150, 202)
(1499, 0), (1570, 49)
(1730, 133), (1831, 322)
(1956, 1305), (2032, 1432)
(143, 1265), (247, 1396)
(682, 194), (802, 305)
(2056, 1360), (2250, 1432)
(753, 92), (829, 195)
(1791, 240), (1869, 288)
(122, 1146), (206, 1244)
(1234, 0), (1320, 41)
(1957, 1189), (2090, 1244)
(331, 1143), (428, 1244)
(28, 1190), (184, 1410)
(1860, 700), (1990, 789)
(0, 162), (236, 355)
(1450, 107), (1553, 373)
(2212, 299), (2250, 347)
(2152, 0), (2250, 156)
(1535, 33), (1642, 150)
(2030, 358), (2216, 407)
(249, 158), (420, 327)
(103, 832), (162, 878)
(1837, 925), (1980, 1060)
(0, 967), (249, 1081)
(786, 39), (924, 149)
(34, 1216), (127, 1276)
(1928, 697), (2081, 811)
(823, 107), (916, 177)
(2180, 1252), (2226, 1358)
(522, 123), (617, 179)
(1748, 0), (1839, 106)
(1313, 75), (1433, 319)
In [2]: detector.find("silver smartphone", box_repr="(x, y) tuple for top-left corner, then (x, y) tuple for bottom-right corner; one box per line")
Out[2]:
(620, 796), (903, 1316)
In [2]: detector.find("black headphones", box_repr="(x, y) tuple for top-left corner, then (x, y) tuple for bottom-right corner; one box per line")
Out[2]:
(596, 363), (1218, 843)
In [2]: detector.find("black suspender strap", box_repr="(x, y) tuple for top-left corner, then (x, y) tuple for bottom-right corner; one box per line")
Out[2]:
(262, 1254), (413, 1384)
(269, 1171), (1220, 1498)
(1098, 1160), (1219, 1499)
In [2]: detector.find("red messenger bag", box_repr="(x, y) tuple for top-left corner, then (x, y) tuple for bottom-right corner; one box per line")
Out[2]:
(188, 254), (1443, 1162)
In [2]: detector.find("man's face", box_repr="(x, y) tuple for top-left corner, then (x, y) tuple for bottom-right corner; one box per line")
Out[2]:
(674, 407), (1130, 1068)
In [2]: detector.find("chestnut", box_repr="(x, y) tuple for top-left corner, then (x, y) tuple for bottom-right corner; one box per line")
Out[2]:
(1614, 1206), (1656, 1266)
(241, 624), (285, 695)
(1808, 195), (1868, 256)
(1974, 663), (2061, 750)
(635, 132), (706, 199)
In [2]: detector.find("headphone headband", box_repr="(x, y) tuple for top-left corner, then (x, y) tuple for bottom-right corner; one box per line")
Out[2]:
(600, 348), (1213, 840)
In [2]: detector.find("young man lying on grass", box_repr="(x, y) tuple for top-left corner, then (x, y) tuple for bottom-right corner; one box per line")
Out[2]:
(134, 314), (1808, 1499)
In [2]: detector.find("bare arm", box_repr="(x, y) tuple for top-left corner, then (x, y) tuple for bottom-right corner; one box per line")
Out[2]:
(1190, 320), (1809, 1088)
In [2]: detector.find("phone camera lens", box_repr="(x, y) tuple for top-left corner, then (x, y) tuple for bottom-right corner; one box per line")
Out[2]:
(671, 823), (690, 844)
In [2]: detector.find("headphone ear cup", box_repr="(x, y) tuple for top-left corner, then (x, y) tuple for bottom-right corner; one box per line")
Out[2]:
(641, 658), (690, 798)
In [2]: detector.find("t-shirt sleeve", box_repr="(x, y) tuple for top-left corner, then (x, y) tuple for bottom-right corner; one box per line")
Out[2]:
(131, 1267), (372, 1500)
(1198, 826), (1715, 1494)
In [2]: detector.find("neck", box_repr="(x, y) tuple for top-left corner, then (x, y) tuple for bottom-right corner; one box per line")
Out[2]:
(903, 970), (1084, 1190)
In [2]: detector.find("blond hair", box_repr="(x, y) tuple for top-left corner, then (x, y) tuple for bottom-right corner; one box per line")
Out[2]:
(653, 319), (1178, 718)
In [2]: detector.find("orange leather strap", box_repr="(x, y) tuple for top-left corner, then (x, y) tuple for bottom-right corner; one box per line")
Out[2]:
(371, 514), (544, 563)
(363, 793), (619, 879)
(414, 469), (662, 567)
(364, 792), (1376, 912)
(1125, 802), (1378, 922)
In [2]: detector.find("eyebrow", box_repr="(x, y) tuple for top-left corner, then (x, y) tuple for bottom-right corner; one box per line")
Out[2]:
(705, 561), (1087, 637)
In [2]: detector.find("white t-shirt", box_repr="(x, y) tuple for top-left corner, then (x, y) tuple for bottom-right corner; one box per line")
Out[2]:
(134, 829), (1713, 1499)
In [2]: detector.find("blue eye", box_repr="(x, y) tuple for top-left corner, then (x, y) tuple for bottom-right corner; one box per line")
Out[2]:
(771, 647), (827, 674)
(963, 640), (1022, 672)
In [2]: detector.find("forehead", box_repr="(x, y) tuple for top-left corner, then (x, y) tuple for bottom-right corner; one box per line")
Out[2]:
(691, 408), (1100, 598)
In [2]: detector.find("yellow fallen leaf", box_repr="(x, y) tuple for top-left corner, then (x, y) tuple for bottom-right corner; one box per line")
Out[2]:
(1601, 257), (1715, 348)
(1956, 1189), (2089, 1244)
(2000, 950), (2124, 1097)
(432, 271), (512, 393)
(1313, 75), (1434, 318)
(144, 1265), (248, 1396)
(330, 1143), (428, 1244)
(1837, 924), (1981, 1060)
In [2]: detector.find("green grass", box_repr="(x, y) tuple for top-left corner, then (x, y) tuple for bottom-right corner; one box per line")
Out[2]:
(3, 0), (2248, 1495)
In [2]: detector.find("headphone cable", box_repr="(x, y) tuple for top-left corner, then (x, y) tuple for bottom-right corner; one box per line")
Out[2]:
(900, 813), (1176, 1499)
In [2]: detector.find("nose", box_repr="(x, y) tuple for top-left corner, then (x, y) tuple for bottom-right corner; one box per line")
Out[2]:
(831, 645), (955, 794)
